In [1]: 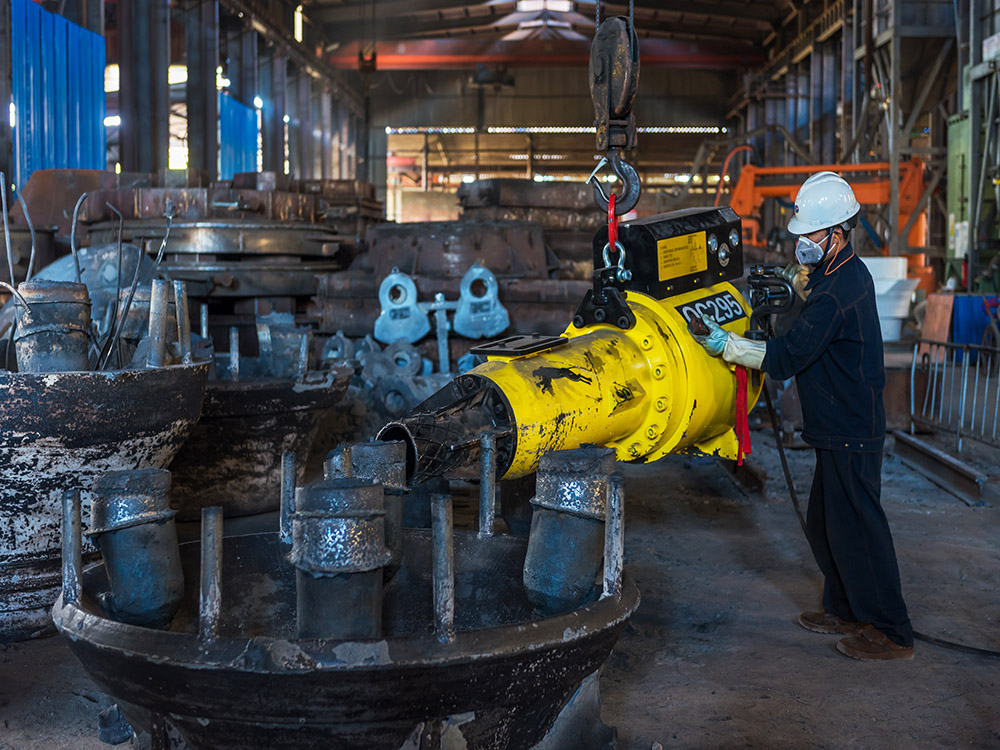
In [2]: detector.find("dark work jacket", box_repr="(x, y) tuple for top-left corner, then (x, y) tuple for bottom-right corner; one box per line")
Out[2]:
(762, 244), (886, 452)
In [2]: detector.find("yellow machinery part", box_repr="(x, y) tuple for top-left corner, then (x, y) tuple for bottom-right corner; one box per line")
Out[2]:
(473, 282), (763, 479)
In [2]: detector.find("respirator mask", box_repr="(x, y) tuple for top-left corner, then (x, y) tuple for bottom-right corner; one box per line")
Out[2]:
(795, 229), (834, 266)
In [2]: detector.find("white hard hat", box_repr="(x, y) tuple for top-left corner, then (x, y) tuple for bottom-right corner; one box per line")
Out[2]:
(787, 171), (861, 235)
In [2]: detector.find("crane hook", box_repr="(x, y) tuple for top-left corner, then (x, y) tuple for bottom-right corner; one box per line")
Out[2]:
(588, 149), (641, 216)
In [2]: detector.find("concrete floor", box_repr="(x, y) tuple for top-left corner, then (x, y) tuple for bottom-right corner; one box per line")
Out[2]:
(1, 433), (998, 749)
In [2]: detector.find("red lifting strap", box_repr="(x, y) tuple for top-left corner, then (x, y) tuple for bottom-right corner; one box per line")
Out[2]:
(735, 365), (752, 466)
(608, 192), (618, 250)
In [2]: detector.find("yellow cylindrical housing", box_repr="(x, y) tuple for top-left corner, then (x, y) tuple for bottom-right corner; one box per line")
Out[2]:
(474, 282), (761, 478)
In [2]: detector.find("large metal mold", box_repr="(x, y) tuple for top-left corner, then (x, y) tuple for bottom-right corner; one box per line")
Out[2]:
(166, 368), (353, 521)
(0, 361), (209, 640)
(54, 520), (637, 749)
(310, 219), (588, 348)
(457, 179), (604, 280)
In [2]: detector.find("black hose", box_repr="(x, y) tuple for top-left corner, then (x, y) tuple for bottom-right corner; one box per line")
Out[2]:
(761, 378), (1000, 659)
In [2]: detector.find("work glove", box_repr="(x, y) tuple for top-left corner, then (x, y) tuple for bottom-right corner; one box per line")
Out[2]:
(776, 262), (810, 301)
(694, 314), (766, 370)
(692, 314), (729, 356)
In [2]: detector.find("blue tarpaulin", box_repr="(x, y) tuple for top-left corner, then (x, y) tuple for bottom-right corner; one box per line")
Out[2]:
(10, 0), (106, 187)
(219, 92), (257, 179)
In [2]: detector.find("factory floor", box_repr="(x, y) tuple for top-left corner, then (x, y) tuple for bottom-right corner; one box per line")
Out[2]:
(1, 432), (998, 750)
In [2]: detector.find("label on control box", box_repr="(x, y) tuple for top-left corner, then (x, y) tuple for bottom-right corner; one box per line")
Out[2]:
(675, 291), (746, 327)
(657, 233), (708, 281)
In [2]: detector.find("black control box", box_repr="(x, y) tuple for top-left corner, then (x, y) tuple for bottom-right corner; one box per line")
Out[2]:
(592, 206), (744, 300)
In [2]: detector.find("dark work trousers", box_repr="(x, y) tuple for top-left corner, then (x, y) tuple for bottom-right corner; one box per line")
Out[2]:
(805, 449), (913, 647)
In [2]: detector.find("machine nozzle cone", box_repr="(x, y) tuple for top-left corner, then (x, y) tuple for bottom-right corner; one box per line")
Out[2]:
(377, 374), (513, 484)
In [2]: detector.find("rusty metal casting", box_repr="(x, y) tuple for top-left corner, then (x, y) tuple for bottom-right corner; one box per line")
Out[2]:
(523, 448), (617, 615)
(77, 174), (382, 306)
(325, 440), (408, 581)
(13, 279), (91, 372)
(290, 479), (389, 640)
(87, 469), (183, 628)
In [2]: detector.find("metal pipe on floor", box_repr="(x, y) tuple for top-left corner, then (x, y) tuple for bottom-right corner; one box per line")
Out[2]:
(431, 493), (455, 644)
(199, 506), (223, 641)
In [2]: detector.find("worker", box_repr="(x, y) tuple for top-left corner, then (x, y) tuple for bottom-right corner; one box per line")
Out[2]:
(694, 172), (914, 661)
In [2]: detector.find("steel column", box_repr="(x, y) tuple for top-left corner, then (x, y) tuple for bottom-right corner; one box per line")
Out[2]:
(345, 114), (356, 178)
(297, 73), (311, 179)
(0, 0), (11, 183)
(968, 0), (988, 283)
(120, 0), (170, 174)
(371, 124), (387, 203)
(185, 0), (219, 180)
(421, 133), (428, 190)
(888, 28), (902, 255)
(320, 89), (332, 179)
(61, 0), (103, 33)
(821, 39), (838, 164)
(332, 99), (343, 179)
(227, 27), (257, 109)
(260, 50), (286, 174)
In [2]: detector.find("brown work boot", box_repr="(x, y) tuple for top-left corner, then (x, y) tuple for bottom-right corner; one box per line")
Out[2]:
(837, 625), (915, 661)
(798, 611), (862, 635)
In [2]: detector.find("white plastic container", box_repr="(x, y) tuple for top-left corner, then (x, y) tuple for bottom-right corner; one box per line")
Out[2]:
(860, 257), (916, 342)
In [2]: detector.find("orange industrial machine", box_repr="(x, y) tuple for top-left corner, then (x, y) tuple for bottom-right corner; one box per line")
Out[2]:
(729, 160), (928, 248)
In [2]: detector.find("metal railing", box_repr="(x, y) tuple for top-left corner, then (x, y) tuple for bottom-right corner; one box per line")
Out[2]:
(910, 339), (1000, 451)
